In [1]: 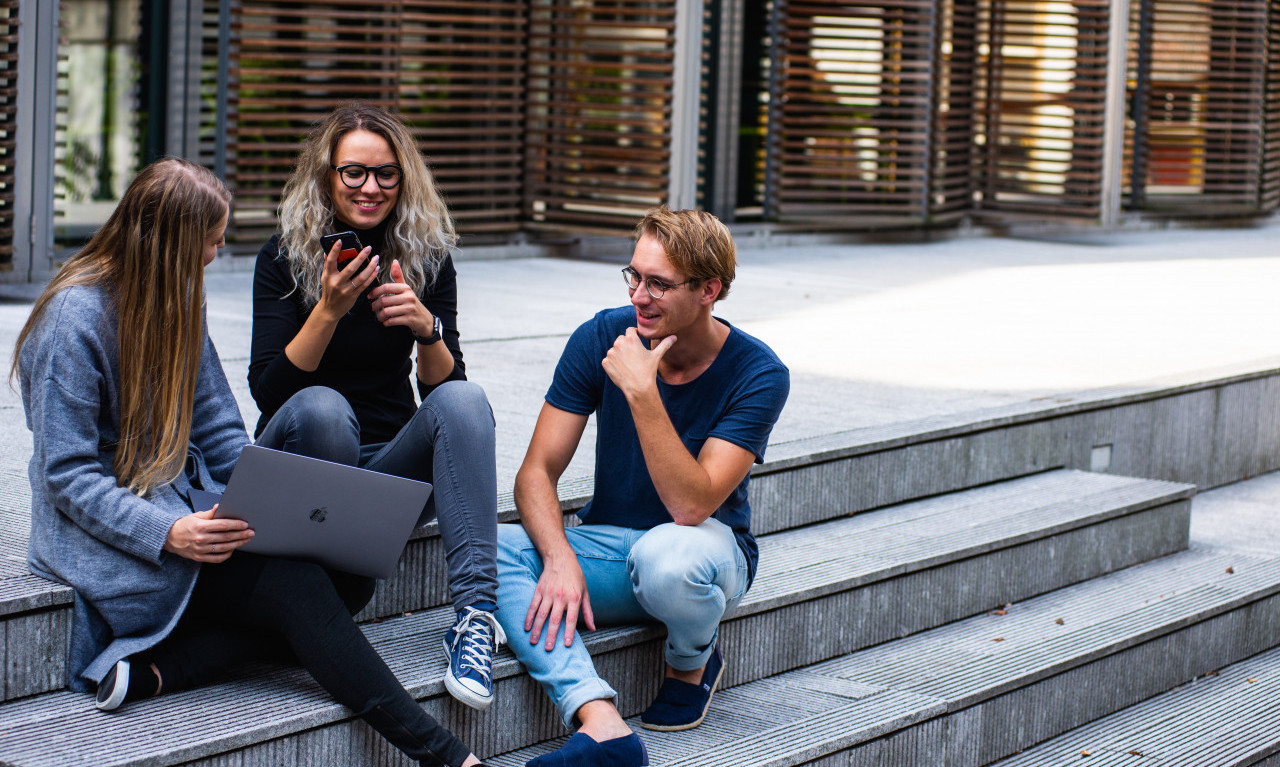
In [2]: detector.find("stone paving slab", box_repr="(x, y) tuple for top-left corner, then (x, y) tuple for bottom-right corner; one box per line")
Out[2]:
(4, 222), (1280, 520)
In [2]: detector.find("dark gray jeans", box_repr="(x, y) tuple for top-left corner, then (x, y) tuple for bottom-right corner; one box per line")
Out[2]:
(256, 381), (499, 610)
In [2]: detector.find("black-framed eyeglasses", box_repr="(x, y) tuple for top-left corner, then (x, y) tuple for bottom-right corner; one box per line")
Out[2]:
(331, 163), (403, 189)
(621, 266), (695, 299)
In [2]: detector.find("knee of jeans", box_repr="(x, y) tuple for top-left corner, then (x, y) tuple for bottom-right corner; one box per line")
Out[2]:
(425, 380), (494, 429)
(283, 387), (359, 462)
(629, 534), (708, 593)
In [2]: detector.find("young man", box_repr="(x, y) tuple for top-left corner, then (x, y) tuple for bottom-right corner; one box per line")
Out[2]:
(494, 207), (790, 767)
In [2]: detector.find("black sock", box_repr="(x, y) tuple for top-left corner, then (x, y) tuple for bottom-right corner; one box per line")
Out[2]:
(124, 658), (161, 702)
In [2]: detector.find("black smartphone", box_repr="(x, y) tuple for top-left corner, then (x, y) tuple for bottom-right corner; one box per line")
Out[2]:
(320, 231), (364, 270)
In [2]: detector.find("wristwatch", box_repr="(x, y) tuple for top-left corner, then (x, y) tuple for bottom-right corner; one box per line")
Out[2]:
(414, 315), (443, 346)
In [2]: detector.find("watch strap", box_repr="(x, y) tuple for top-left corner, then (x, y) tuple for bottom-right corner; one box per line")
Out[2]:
(414, 315), (443, 345)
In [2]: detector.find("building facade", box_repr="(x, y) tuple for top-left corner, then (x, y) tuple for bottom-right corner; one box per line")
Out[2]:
(1, 0), (1277, 282)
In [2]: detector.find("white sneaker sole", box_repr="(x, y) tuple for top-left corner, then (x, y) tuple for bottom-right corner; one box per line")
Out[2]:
(95, 660), (130, 711)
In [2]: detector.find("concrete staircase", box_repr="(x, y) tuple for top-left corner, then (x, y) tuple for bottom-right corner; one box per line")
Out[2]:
(989, 643), (1280, 766)
(0, 367), (1279, 765)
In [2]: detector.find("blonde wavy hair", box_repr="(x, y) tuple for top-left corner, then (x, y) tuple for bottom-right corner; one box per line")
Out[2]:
(277, 103), (457, 306)
(12, 158), (231, 496)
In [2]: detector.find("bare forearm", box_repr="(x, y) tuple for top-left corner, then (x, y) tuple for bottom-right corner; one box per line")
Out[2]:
(416, 338), (456, 385)
(514, 465), (578, 562)
(626, 388), (717, 525)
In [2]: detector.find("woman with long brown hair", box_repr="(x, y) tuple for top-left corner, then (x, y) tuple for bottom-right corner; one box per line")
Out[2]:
(14, 158), (488, 767)
(249, 104), (502, 711)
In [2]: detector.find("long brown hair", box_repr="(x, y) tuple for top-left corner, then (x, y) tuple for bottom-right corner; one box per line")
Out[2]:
(12, 158), (231, 495)
(278, 103), (456, 307)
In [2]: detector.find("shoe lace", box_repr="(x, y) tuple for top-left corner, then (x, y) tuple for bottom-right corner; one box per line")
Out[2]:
(451, 608), (507, 680)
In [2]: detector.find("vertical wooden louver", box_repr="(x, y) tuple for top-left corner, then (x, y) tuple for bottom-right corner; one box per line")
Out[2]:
(1264, 0), (1280, 210)
(768, 0), (938, 225)
(1126, 0), (1269, 212)
(931, 0), (979, 219)
(523, 0), (676, 231)
(224, 0), (525, 247)
(0, 1), (16, 269)
(974, 0), (1110, 218)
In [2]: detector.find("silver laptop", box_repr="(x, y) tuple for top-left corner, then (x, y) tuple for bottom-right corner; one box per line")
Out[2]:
(192, 445), (432, 579)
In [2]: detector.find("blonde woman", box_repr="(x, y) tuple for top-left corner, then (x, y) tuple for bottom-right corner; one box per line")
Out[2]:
(248, 104), (502, 710)
(14, 158), (489, 767)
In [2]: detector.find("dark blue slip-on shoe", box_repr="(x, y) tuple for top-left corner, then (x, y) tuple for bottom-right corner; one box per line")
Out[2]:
(640, 644), (724, 731)
(525, 732), (649, 767)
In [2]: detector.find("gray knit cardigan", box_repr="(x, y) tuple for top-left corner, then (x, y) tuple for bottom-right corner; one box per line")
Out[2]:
(18, 284), (250, 690)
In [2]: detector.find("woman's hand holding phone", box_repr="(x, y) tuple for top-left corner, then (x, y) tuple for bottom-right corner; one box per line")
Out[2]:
(319, 239), (379, 319)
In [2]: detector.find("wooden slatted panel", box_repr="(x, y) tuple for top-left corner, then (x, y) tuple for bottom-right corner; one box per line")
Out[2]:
(769, 0), (938, 223)
(974, 0), (1109, 218)
(523, 0), (675, 231)
(1126, 0), (1268, 212)
(198, 4), (224, 170)
(930, 0), (979, 219)
(227, 1), (399, 245)
(226, 0), (525, 247)
(0, 1), (15, 268)
(398, 1), (526, 233)
(1256, 0), (1279, 210)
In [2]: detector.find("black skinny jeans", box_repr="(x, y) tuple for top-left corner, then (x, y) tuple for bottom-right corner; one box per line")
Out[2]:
(143, 552), (471, 767)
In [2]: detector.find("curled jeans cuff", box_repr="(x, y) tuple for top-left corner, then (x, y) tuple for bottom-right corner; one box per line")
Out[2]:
(666, 635), (718, 673)
(557, 677), (618, 729)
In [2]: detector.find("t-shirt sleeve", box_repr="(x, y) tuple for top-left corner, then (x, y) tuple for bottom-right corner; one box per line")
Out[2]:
(708, 361), (789, 463)
(545, 316), (607, 416)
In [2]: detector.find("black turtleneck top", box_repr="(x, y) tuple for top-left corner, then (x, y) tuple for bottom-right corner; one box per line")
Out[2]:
(248, 221), (466, 445)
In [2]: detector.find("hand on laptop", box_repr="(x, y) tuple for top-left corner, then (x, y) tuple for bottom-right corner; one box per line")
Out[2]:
(164, 507), (254, 563)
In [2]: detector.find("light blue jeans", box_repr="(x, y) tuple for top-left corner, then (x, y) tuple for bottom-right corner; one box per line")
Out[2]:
(257, 383), (498, 610)
(495, 519), (749, 727)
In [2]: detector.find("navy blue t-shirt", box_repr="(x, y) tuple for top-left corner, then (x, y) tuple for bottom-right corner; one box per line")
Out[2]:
(546, 306), (790, 583)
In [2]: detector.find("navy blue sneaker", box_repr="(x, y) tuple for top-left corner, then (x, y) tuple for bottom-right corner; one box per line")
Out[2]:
(442, 606), (506, 710)
(639, 645), (724, 731)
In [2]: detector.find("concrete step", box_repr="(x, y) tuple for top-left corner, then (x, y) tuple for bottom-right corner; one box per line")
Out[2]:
(0, 470), (1192, 764)
(0, 462), (1190, 703)
(493, 546), (1280, 766)
(988, 644), (1280, 766)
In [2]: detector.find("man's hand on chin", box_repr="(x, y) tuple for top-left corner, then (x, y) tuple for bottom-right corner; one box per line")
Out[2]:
(603, 327), (675, 398)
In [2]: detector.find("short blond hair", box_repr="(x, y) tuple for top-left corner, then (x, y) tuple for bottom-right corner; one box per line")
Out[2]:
(634, 206), (735, 301)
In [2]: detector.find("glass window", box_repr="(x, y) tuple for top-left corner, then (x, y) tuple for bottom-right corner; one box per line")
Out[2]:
(54, 0), (142, 248)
